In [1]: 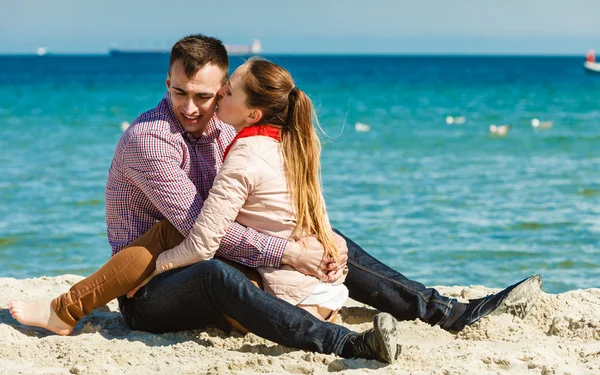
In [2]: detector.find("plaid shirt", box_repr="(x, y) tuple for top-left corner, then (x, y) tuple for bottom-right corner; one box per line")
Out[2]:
(105, 93), (287, 268)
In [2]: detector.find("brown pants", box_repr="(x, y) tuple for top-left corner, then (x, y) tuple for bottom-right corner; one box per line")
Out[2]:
(52, 220), (260, 332)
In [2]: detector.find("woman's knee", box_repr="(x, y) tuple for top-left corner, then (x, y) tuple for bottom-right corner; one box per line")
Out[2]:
(154, 220), (186, 248)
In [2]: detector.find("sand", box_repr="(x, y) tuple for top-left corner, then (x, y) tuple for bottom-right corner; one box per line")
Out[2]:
(1, 275), (599, 375)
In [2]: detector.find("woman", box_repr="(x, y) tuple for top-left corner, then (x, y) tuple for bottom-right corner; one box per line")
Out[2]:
(9, 58), (399, 363)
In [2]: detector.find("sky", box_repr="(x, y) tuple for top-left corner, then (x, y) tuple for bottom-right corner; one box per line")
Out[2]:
(1, 0), (599, 55)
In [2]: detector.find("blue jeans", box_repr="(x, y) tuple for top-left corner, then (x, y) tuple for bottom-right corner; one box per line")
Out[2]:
(336, 229), (456, 326)
(118, 259), (352, 356)
(118, 230), (456, 353)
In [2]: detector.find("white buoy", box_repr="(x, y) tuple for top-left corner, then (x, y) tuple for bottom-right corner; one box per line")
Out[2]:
(490, 124), (510, 136)
(355, 122), (371, 132)
(120, 121), (131, 132)
(531, 118), (552, 129)
(446, 115), (466, 125)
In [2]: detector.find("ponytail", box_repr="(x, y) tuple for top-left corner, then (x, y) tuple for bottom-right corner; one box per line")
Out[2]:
(282, 88), (339, 262)
(241, 58), (339, 262)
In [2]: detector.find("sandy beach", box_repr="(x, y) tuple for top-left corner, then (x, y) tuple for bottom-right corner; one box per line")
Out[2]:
(1, 275), (598, 375)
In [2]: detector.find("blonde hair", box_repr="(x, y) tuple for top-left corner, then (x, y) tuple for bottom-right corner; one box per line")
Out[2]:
(240, 58), (339, 262)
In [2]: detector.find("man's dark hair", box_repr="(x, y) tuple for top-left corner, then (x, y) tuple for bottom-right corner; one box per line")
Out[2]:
(169, 34), (229, 82)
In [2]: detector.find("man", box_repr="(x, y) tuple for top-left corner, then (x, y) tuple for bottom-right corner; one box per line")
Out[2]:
(109, 34), (541, 360)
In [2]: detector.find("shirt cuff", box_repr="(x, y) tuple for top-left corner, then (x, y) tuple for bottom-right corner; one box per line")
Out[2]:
(261, 235), (287, 268)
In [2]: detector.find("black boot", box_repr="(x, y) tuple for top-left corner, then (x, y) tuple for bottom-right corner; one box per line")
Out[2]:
(442, 274), (543, 333)
(346, 312), (401, 364)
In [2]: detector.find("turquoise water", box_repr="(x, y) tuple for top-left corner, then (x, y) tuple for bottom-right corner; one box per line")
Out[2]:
(1, 55), (598, 293)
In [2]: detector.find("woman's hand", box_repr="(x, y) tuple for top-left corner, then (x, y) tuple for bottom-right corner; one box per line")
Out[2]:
(127, 270), (158, 298)
(281, 233), (348, 282)
(325, 232), (349, 281)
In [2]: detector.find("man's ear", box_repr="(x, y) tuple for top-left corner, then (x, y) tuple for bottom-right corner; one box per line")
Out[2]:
(166, 72), (171, 90)
(247, 109), (263, 124)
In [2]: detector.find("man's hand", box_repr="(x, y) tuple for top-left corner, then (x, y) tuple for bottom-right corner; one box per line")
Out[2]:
(281, 232), (348, 282)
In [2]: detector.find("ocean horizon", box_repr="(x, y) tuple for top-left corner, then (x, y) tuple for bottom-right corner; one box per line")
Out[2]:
(0, 53), (592, 57)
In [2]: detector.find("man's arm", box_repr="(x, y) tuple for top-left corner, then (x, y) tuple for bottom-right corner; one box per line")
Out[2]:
(218, 223), (288, 268)
(123, 131), (202, 236)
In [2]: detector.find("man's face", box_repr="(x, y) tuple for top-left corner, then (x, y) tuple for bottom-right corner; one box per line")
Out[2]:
(166, 60), (226, 137)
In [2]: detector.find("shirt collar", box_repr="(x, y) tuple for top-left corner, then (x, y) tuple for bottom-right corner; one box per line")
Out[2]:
(165, 92), (224, 144)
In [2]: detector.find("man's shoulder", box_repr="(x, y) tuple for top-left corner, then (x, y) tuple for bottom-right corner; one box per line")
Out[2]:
(128, 97), (181, 138)
(114, 100), (186, 159)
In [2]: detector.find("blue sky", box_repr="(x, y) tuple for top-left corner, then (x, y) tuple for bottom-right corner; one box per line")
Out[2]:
(1, 0), (599, 54)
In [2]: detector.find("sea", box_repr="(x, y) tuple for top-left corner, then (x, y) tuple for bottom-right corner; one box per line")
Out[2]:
(1, 54), (598, 294)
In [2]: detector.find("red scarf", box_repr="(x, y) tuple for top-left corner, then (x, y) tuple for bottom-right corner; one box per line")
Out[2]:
(223, 125), (281, 161)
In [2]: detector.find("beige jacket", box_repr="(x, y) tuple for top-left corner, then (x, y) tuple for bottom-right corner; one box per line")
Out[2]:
(155, 136), (346, 305)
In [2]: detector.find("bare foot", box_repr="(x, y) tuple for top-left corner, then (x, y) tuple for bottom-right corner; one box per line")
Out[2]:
(8, 300), (74, 336)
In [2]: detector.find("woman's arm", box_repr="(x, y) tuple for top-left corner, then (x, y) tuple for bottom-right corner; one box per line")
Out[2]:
(155, 141), (255, 272)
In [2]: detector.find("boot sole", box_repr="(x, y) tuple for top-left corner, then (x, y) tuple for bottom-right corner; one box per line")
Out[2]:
(373, 312), (400, 364)
(490, 274), (542, 319)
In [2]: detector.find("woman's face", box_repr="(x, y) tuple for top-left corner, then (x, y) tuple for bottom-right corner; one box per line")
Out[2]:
(216, 67), (253, 132)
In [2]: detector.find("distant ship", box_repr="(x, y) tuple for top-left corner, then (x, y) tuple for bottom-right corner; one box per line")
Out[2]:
(108, 48), (168, 56)
(225, 39), (262, 55)
(584, 49), (600, 73)
(109, 40), (262, 56)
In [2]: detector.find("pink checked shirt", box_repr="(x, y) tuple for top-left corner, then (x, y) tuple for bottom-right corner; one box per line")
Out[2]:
(104, 93), (287, 268)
